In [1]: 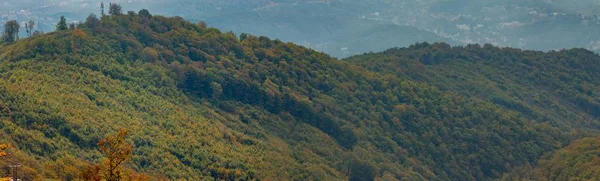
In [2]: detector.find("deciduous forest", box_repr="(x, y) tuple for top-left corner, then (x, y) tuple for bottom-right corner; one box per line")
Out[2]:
(0, 4), (598, 181)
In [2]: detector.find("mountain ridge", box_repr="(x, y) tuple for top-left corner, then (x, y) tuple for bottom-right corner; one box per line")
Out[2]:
(0, 10), (597, 180)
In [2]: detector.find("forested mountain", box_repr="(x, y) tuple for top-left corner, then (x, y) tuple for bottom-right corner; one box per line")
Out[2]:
(346, 42), (600, 179)
(0, 8), (598, 181)
(346, 43), (600, 130)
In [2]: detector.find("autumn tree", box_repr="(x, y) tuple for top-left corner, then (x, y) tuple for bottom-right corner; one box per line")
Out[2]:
(56, 16), (68, 31)
(0, 143), (8, 157)
(3, 20), (20, 44)
(72, 29), (87, 49)
(98, 129), (133, 181)
(109, 3), (123, 16)
(80, 129), (139, 181)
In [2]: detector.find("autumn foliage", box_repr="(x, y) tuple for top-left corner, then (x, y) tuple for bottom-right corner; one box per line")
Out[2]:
(79, 129), (147, 181)
(0, 143), (8, 157)
(0, 7), (598, 181)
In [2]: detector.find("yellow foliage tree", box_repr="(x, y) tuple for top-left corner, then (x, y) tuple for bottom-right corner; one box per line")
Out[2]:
(79, 129), (148, 181)
(98, 129), (133, 181)
(0, 143), (8, 157)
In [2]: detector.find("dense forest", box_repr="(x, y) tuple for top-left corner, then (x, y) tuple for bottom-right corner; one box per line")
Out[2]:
(0, 5), (598, 181)
(346, 42), (600, 130)
(501, 135), (600, 180)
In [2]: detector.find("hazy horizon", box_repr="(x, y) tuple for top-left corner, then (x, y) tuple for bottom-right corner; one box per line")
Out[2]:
(2, 0), (599, 57)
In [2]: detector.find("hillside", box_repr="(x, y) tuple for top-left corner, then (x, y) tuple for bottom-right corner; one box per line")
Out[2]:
(346, 43), (600, 131)
(501, 136), (600, 180)
(0, 10), (592, 180)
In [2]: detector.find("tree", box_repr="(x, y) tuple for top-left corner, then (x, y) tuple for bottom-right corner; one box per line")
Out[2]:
(138, 9), (151, 18)
(3, 20), (20, 44)
(142, 47), (159, 62)
(32, 30), (42, 36)
(109, 3), (123, 16)
(25, 23), (29, 37)
(100, 2), (105, 16)
(56, 16), (68, 31)
(211, 82), (223, 99)
(69, 23), (76, 30)
(26, 20), (35, 37)
(198, 21), (207, 29)
(349, 159), (376, 181)
(97, 129), (133, 181)
(85, 14), (100, 35)
(0, 143), (8, 157)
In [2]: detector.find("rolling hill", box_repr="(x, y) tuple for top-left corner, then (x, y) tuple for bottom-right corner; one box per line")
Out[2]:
(0, 9), (597, 180)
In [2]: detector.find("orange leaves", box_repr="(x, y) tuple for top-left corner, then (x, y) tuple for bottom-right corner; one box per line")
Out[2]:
(79, 164), (102, 181)
(72, 29), (87, 38)
(94, 129), (137, 181)
(79, 129), (151, 180)
(142, 47), (159, 62)
(0, 143), (8, 157)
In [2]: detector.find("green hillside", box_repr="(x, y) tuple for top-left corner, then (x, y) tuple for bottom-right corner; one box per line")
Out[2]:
(346, 43), (600, 130)
(0, 10), (593, 181)
(501, 136), (600, 180)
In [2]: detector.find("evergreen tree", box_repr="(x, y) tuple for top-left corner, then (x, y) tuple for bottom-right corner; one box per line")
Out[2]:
(56, 16), (68, 31)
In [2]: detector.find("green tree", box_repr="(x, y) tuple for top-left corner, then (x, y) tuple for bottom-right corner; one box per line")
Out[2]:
(101, 2), (105, 16)
(138, 9), (151, 18)
(56, 16), (68, 31)
(85, 14), (100, 35)
(26, 20), (35, 37)
(349, 160), (376, 181)
(109, 3), (123, 16)
(3, 20), (20, 43)
(211, 82), (223, 99)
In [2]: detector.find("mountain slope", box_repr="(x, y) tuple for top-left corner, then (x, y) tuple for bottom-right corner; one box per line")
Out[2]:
(0, 11), (583, 180)
(346, 43), (600, 130)
(501, 136), (600, 180)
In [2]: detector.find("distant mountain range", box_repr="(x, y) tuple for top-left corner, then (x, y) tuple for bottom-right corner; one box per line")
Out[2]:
(1, 0), (598, 57)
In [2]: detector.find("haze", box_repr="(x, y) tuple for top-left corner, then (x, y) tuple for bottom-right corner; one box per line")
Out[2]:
(2, 0), (599, 57)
